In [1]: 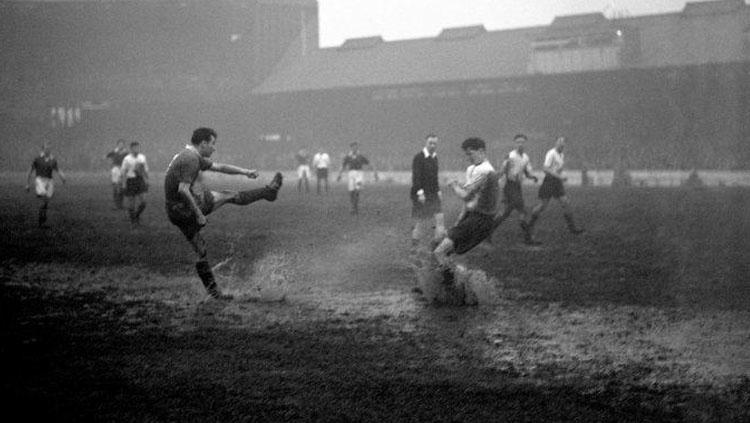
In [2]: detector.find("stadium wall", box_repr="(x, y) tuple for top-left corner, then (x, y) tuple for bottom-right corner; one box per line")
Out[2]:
(252, 61), (750, 172)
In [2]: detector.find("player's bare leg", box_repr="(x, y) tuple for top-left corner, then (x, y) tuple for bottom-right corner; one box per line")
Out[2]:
(559, 195), (584, 234)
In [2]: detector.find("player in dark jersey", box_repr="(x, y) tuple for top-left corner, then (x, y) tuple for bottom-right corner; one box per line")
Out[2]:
(105, 139), (129, 209)
(165, 127), (284, 300)
(25, 142), (67, 227)
(336, 142), (378, 215)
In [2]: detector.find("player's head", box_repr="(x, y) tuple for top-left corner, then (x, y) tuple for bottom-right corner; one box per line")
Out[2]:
(461, 137), (486, 165)
(40, 142), (51, 156)
(513, 133), (527, 153)
(555, 136), (566, 152)
(191, 127), (217, 157)
(425, 134), (438, 155)
(116, 138), (126, 148)
(350, 142), (359, 153)
(130, 141), (140, 155)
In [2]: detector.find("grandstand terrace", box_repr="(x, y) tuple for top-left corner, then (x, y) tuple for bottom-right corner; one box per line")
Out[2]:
(253, 0), (750, 171)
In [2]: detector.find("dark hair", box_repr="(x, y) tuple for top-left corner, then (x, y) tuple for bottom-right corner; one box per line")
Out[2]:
(130, 141), (140, 148)
(425, 133), (437, 140)
(513, 133), (527, 141)
(461, 137), (485, 151)
(116, 138), (126, 144)
(191, 127), (217, 146)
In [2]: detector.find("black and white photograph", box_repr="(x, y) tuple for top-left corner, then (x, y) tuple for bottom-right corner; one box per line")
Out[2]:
(1, 0), (749, 421)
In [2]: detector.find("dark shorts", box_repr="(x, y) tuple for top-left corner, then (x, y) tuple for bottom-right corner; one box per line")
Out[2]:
(448, 211), (494, 255)
(124, 176), (147, 196)
(316, 168), (329, 179)
(538, 175), (565, 200)
(166, 189), (215, 240)
(503, 180), (525, 211)
(412, 195), (442, 219)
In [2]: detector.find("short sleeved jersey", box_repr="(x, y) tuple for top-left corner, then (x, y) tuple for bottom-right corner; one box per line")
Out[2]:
(164, 146), (213, 204)
(544, 148), (564, 175)
(32, 155), (58, 179)
(504, 150), (532, 182)
(343, 153), (369, 170)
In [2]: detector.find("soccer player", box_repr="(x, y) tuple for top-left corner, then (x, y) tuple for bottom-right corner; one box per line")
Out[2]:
(337, 142), (377, 215)
(105, 138), (128, 210)
(524, 136), (584, 240)
(295, 148), (311, 193)
(489, 134), (539, 245)
(312, 148), (331, 194)
(432, 137), (498, 268)
(25, 142), (67, 228)
(120, 141), (149, 227)
(165, 127), (283, 300)
(410, 134), (446, 247)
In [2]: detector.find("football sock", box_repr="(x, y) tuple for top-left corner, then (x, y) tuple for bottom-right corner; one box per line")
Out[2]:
(232, 188), (268, 205)
(196, 260), (219, 295)
(38, 204), (48, 226)
(135, 202), (146, 218)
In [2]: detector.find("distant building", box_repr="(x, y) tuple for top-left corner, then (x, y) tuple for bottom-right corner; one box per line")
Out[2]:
(252, 0), (750, 170)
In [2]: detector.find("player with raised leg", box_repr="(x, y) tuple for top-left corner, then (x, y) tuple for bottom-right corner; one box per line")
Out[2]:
(432, 137), (498, 278)
(165, 127), (283, 300)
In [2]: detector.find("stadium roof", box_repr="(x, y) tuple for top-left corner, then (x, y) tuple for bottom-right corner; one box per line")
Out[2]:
(254, 0), (750, 95)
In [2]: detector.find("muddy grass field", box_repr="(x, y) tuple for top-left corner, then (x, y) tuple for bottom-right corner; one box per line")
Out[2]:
(1, 173), (749, 422)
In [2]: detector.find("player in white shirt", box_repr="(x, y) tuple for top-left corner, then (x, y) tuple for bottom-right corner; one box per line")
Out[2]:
(488, 134), (539, 245)
(524, 136), (584, 241)
(312, 149), (331, 194)
(432, 137), (498, 268)
(120, 141), (149, 227)
(295, 148), (311, 193)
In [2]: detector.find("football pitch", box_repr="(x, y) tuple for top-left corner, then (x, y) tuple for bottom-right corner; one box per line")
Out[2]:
(1, 173), (749, 421)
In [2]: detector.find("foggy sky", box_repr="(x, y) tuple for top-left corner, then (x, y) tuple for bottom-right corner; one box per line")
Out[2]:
(318, 0), (715, 47)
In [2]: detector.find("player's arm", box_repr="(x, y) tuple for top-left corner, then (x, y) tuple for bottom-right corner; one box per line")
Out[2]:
(177, 182), (206, 225)
(55, 164), (67, 185)
(120, 160), (130, 188)
(209, 162), (258, 179)
(412, 155), (425, 201)
(25, 163), (35, 192)
(524, 162), (538, 183)
(449, 172), (487, 201)
(142, 158), (150, 180)
(497, 158), (510, 183)
(365, 162), (379, 181)
(337, 159), (348, 181)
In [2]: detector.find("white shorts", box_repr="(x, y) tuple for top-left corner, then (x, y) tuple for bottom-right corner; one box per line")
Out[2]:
(35, 177), (54, 198)
(347, 170), (364, 191)
(110, 166), (122, 184)
(297, 165), (311, 179)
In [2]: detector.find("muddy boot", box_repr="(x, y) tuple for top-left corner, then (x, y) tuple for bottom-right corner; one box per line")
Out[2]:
(196, 260), (232, 300)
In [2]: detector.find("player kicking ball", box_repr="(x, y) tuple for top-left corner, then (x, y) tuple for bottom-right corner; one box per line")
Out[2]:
(432, 137), (498, 285)
(165, 127), (283, 300)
